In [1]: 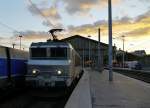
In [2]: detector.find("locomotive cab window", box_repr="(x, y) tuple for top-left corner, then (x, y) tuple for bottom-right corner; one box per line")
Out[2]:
(31, 48), (47, 58)
(50, 47), (67, 59)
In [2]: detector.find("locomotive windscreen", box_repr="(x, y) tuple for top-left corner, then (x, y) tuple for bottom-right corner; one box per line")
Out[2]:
(50, 47), (67, 59)
(31, 48), (47, 58)
(30, 47), (68, 59)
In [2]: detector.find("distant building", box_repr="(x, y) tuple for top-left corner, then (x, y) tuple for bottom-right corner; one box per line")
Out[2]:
(115, 49), (142, 68)
(131, 50), (146, 57)
(140, 55), (150, 68)
(61, 35), (109, 70)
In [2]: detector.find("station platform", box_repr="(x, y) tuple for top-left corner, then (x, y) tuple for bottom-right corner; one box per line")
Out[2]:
(89, 69), (150, 108)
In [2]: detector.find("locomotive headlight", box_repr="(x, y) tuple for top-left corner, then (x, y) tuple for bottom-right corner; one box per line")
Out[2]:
(57, 70), (62, 75)
(32, 69), (39, 74)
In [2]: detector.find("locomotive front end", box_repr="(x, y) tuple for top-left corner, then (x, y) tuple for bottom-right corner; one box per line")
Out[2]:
(26, 42), (72, 87)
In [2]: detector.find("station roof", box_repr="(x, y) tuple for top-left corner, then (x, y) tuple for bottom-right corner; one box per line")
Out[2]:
(61, 35), (108, 47)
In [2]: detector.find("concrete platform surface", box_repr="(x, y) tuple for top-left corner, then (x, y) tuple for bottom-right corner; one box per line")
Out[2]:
(89, 69), (150, 108)
(65, 70), (92, 108)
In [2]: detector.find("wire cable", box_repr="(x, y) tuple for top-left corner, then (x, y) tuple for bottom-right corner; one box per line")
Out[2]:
(0, 21), (20, 34)
(28, 0), (55, 28)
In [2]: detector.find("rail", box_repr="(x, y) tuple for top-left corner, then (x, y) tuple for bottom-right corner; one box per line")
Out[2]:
(113, 68), (150, 83)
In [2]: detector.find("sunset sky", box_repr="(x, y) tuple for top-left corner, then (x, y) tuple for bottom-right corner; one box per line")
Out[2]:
(0, 0), (150, 54)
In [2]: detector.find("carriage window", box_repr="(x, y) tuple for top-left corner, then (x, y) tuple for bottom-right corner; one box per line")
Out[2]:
(31, 48), (47, 58)
(50, 48), (67, 59)
(0, 47), (6, 58)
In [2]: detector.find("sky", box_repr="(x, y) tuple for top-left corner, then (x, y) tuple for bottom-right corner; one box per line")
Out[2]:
(0, 0), (150, 54)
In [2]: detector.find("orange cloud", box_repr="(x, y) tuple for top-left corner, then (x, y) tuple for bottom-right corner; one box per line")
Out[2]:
(41, 7), (61, 19)
(1, 7), (150, 53)
(65, 12), (150, 53)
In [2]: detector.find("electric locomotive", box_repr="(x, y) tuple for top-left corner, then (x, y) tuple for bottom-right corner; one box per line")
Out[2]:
(26, 29), (82, 87)
(0, 46), (28, 88)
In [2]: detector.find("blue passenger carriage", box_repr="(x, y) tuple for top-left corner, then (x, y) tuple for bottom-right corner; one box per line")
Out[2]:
(0, 45), (28, 88)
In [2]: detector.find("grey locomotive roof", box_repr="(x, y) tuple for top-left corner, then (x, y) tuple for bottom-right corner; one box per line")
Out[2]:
(30, 41), (72, 48)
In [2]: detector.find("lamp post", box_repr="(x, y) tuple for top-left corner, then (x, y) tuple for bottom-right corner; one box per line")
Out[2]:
(12, 43), (16, 49)
(98, 28), (101, 71)
(113, 43), (116, 62)
(82, 40), (85, 68)
(19, 35), (22, 50)
(122, 35), (125, 68)
(112, 38), (117, 62)
(108, 0), (113, 81)
(88, 35), (91, 67)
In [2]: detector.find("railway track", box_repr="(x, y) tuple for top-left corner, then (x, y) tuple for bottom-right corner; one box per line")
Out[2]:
(0, 86), (70, 108)
(0, 71), (83, 108)
(113, 68), (150, 83)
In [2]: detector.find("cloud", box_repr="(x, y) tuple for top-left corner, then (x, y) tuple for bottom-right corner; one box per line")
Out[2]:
(0, 37), (27, 49)
(67, 20), (108, 37)
(5, 0), (150, 53)
(13, 31), (50, 40)
(0, 37), (4, 39)
(8, 8), (149, 50)
(42, 19), (63, 28)
(66, 10), (150, 40)
(27, 0), (121, 28)
(120, 9), (150, 39)
(117, 16), (133, 23)
(135, 9), (150, 22)
(28, 1), (61, 19)
(27, 0), (62, 27)
(125, 27), (150, 37)
(0, 30), (65, 50)
(40, 7), (61, 19)
(67, 15), (134, 37)
(13, 30), (67, 41)
(61, 0), (121, 14)
(130, 5), (137, 8)
(64, 0), (97, 14)
(94, 20), (108, 26)
(139, 0), (150, 2)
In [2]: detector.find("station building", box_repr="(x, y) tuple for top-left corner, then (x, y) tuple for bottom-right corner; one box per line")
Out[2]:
(62, 35), (109, 70)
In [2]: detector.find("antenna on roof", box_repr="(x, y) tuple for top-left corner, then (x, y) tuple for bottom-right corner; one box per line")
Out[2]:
(48, 29), (64, 41)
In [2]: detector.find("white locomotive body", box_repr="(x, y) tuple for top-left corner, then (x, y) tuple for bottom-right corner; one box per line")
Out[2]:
(26, 41), (82, 87)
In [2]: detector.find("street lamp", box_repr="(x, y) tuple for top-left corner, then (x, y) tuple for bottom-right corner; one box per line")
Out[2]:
(88, 35), (91, 67)
(19, 35), (22, 50)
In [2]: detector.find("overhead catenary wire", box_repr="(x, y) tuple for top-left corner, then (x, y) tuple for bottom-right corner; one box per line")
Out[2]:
(0, 20), (23, 38)
(0, 21), (21, 34)
(0, 20), (26, 48)
(28, 0), (56, 28)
